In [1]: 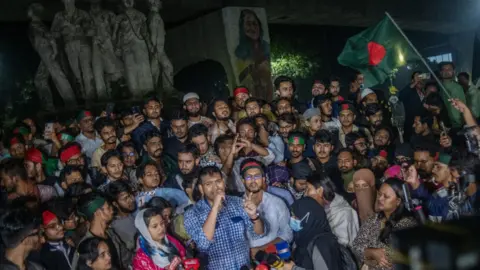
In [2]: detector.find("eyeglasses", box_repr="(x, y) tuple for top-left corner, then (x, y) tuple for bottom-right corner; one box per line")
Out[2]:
(244, 174), (263, 181)
(122, 152), (135, 157)
(45, 223), (63, 231)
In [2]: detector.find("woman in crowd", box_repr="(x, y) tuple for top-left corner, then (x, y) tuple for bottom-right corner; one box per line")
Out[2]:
(352, 178), (417, 269)
(353, 168), (377, 223)
(76, 237), (113, 270)
(133, 208), (186, 270)
(284, 197), (342, 270)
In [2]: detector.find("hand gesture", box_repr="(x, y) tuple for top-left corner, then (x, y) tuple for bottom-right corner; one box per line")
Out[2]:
(449, 98), (468, 113)
(404, 165), (420, 189)
(243, 192), (258, 220)
(370, 248), (391, 268)
(439, 134), (452, 148)
(132, 113), (145, 127)
(212, 192), (225, 211)
(230, 134), (244, 156)
(239, 138), (252, 149)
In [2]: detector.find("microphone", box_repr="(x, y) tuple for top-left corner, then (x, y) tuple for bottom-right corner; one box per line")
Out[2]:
(165, 256), (183, 270)
(255, 264), (269, 270)
(389, 96), (406, 143)
(402, 183), (426, 225)
(182, 258), (200, 270)
(255, 250), (284, 268)
(274, 241), (291, 261)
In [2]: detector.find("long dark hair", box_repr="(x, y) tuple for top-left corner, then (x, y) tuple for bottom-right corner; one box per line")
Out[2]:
(234, 9), (270, 61)
(378, 178), (409, 243)
(77, 237), (108, 270)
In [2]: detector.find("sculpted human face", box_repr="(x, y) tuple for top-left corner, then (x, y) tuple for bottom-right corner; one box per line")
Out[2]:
(123, 0), (134, 8)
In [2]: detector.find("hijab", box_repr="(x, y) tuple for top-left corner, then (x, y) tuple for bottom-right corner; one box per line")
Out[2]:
(353, 168), (377, 223)
(134, 209), (179, 268)
(291, 197), (341, 270)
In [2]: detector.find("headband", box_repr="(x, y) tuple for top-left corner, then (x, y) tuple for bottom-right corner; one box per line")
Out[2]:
(13, 127), (30, 136)
(9, 137), (21, 147)
(340, 103), (354, 112)
(241, 161), (262, 176)
(25, 148), (44, 164)
(288, 136), (305, 145)
(58, 133), (74, 142)
(234, 87), (249, 97)
(378, 150), (388, 159)
(60, 144), (82, 164)
(78, 197), (106, 220)
(76, 110), (93, 122)
(42, 210), (57, 226)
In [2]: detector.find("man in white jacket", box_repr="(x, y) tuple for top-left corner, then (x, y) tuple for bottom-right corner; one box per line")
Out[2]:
(305, 174), (359, 246)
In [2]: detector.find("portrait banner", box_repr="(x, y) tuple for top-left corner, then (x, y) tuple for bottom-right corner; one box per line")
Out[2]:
(222, 7), (273, 101)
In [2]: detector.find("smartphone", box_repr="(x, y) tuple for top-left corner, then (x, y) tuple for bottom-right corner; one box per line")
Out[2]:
(44, 123), (54, 140)
(131, 106), (141, 115)
(106, 103), (115, 119)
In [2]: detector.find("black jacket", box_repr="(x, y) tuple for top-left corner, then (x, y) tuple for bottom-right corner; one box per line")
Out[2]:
(40, 241), (75, 270)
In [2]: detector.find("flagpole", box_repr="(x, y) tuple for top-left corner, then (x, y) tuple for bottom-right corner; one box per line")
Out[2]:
(384, 12), (452, 99)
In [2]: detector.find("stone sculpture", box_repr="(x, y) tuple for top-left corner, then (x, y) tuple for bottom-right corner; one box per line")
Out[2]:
(88, 0), (124, 100)
(51, 0), (96, 101)
(114, 0), (154, 98)
(147, 0), (174, 92)
(27, 3), (77, 110)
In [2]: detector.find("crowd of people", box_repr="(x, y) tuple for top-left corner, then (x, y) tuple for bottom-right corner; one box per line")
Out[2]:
(0, 60), (479, 270)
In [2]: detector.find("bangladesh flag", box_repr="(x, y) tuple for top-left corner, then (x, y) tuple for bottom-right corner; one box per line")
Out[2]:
(338, 15), (418, 87)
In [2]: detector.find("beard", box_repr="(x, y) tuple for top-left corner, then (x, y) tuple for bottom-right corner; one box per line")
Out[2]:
(107, 136), (117, 144)
(117, 203), (136, 214)
(417, 168), (431, 179)
(216, 115), (230, 121)
(188, 110), (200, 117)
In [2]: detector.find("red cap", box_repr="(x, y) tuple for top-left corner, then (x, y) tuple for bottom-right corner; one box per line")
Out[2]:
(9, 137), (20, 147)
(60, 144), (82, 164)
(379, 150), (388, 158)
(42, 210), (57, 226)
(233, 87), (249, 97)
(25, 148), (43, 164)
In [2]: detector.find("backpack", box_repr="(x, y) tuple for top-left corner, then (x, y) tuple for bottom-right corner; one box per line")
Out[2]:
(307, 234), (359, 270)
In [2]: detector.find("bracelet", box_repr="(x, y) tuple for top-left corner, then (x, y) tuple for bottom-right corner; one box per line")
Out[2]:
(250, 216), (260, 222)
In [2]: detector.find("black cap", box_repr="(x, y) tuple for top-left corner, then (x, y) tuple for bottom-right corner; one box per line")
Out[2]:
(291, 161), (313, 180)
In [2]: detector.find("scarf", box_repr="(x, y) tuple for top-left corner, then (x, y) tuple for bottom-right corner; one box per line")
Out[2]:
(353, 168), (376, 223)
(134, 209), (178, 268)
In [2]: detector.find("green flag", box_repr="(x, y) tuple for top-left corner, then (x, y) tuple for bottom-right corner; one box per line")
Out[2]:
(338, 15), (418, 87)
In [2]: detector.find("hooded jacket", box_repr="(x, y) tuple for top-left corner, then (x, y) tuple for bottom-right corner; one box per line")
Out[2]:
(325, 193), (359, 247)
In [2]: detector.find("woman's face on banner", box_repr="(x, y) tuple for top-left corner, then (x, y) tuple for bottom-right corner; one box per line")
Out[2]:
(244, 13), (260, 41)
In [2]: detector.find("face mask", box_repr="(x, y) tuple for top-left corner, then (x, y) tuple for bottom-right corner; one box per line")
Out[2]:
(289, 212), (310, 232)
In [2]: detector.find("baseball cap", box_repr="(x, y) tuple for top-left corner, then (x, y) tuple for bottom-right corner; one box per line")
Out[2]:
(360, 88), (375, 100)
(183, 92), (200, 103)
(291, 161), (312, 180)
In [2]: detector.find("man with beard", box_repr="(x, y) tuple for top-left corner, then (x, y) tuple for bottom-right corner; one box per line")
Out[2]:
(313, 130), (343, 193)
(183, 165), (265, 270)
(240, 158), (292, 253)
(117, 141), (139, 185)
(190, 123), (222, 168)
(254, 114), (284, 163)
(141, 131), (177, 181)
(183, 92), (213, 128)
(275, 97), (295, 116)
(413, 145), (437, 183)
(286, 131), (309, 168)
(314, 94), (341, 132)
(410, 114), (436, 146)
(345, 132), (371, 168)
(232, 87), (250, 121)
(75, 111), (103, 160)
(373, 126), (394, 161)
(105, 180), (137, 250)
(273, 76), (306, 113)
(164, 110), (189, 161)
(92, 117), (119, 170)
(210, 98), (236, 144)
(289, 160), (312, 200)
(307, 80), (326, 108)
(438, 62), (466, 128)
(278, 113), (298, 160)
(370, 150), (389, 179)
(0, 159), (57, 203)
(407, 153), (463, 222)
(164, 144), (200, 201)
(39, 210), (75, 270)
(132, 96), (172, 152)
(58, 142), (94, 185)
(365, 103), (384, 135)
(338, 102), (373, 148)
(337, 148), (357, 194)
(0, 207), (45, 270)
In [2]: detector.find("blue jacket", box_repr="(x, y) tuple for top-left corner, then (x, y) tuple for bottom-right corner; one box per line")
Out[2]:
(131, 120), (172, 152)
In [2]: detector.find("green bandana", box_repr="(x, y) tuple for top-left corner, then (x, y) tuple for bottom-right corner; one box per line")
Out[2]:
(78, 197), (106, 220)
(14, 126), (30, 136)
(437, 153), (452, 166)
(288, 136), (305, 145)
(60, 133), (75, 142)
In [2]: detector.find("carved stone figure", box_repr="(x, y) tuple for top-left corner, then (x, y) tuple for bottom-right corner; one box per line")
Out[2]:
(51, 0), (96, 101)
(88, 0), (124, 100)
(114, 0), (154, 98)
(147, 0), (174, 91)
(28, 3), (77, 110)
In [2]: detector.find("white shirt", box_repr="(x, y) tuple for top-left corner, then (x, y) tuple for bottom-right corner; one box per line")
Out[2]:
(75, 132), (103, 160)
(248, 192), (293, 247)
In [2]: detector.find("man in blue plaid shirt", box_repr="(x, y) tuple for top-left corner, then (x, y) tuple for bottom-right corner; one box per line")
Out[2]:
(184, 165), (266, 269)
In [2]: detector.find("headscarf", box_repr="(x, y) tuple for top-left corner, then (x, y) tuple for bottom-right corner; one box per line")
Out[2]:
(134, 209), (178, 268)
(353, 168), (376, 223)
(291, 197), (341, 270)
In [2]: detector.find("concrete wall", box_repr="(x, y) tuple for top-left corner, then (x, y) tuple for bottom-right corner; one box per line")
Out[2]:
(165, 9), (236, 92)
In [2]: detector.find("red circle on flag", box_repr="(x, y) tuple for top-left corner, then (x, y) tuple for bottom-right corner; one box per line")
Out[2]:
(368, 41), (386, 66)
